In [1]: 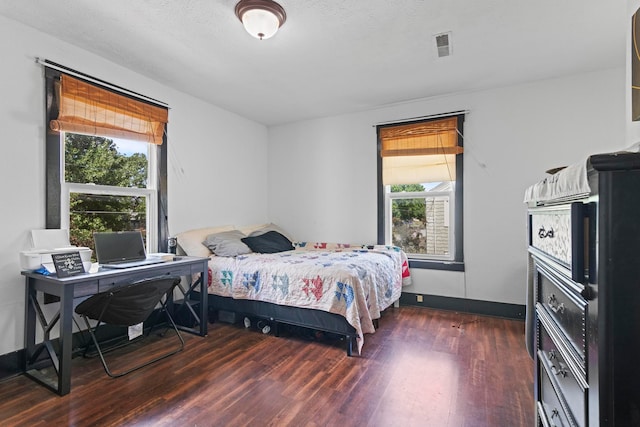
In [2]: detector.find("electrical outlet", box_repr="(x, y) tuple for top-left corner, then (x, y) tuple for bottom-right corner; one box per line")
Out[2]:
(416, 294), (423, 303)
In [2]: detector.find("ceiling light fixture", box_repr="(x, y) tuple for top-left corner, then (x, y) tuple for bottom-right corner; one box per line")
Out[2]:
(235, 0), (287, 40)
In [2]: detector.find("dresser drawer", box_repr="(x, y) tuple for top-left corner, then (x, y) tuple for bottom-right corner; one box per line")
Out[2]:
(534, 261), (586, 365)
(538, 322), (586, 426)
(530, 208), (572, 267)
(529, 203), (590, 285)
(538, 366), (572, 427)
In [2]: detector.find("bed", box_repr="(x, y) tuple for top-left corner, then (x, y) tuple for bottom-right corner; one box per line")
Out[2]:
(177, 224), (411, 355)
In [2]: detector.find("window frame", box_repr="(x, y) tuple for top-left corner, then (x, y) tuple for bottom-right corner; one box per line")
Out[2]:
(61, 182), (158, 251)
(384, 188), (455, 261)
(377, 113), (465, 271)
(44, 67), (169, 253)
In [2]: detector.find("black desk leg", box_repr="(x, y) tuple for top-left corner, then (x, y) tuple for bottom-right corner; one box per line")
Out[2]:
(173, 262), (208, 336)
(24, 278), (74, 396)
(198, 261), (208, 336)
(24, 277), (36, 370)
(57, 284), (74, 395)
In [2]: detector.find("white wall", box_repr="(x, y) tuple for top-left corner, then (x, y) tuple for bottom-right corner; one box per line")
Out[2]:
(268, 67), (626, 306)
(0, 15), (269, 356)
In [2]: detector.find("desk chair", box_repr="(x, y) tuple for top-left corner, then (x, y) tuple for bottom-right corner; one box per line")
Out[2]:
(75, 276), (185, 378)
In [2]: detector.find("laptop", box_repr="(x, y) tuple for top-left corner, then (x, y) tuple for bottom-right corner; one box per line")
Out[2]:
(94, 231), (164, 269)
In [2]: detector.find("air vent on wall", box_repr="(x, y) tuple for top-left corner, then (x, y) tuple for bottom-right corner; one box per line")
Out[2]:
(435, 32), (452, 58)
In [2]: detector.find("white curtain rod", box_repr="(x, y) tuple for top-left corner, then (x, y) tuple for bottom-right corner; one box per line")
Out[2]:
(36, 57), (169, 108)
(374, 110), (470, 127)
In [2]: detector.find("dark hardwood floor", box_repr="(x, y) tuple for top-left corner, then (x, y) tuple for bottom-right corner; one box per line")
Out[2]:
(0, 306), (534, 426)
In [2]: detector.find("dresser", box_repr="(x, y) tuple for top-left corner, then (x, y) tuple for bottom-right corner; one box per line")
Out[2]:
(526, 152), (640, 426)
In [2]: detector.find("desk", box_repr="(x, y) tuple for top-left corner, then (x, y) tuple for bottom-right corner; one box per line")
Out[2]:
(22, 256), (209, 396)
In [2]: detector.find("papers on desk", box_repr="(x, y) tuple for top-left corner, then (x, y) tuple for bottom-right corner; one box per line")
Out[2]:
(31, 229), (70, 248)
(147, 253), (175, 262)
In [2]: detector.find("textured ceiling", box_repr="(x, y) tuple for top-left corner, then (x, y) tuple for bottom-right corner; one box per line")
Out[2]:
(0, 0), (628, 126)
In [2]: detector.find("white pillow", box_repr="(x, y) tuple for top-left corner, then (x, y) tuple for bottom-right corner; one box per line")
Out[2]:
(238, 223), (295, 241)
(175, 225), (234, 257)
(236, 223), (270, 236)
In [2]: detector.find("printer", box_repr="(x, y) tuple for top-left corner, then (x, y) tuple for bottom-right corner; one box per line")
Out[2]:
(20, 229), (92, 273)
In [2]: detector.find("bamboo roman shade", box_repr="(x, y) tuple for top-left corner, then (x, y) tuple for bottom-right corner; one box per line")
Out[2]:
(380, 116), (462, 185)
(50, 74), (168, 145)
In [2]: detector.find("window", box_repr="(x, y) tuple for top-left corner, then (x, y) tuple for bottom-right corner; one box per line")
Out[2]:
(44, 63), (169, 254)
(377, 114), (464, 270)
(62, 134), (157, 251)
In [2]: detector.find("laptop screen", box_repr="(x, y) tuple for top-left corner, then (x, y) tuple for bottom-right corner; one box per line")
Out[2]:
(94, 231), (147, 264)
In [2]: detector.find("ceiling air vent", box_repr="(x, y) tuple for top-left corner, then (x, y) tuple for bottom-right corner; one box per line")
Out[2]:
(435, 32), (452, 58)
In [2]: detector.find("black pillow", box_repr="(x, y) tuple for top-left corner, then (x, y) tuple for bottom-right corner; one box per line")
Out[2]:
(241, 231), (294, 254)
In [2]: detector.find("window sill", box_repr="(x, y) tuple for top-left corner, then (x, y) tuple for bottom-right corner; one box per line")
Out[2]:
(407, 259), (465, 271)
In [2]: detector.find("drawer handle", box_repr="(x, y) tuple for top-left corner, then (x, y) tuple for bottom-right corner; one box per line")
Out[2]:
(547, 294), (565, 314)
(538, 226), (554, 239)
(551, 362), (568, 378)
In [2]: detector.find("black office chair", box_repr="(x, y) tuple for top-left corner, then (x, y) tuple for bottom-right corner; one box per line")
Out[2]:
(75, 276), (185, 378)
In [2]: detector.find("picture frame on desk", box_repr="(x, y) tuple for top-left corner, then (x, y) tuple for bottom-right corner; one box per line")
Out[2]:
(51, 251), (85, 277)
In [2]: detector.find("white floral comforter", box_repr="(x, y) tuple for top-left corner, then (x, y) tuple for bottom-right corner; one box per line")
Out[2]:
(206, 244), (411, 354)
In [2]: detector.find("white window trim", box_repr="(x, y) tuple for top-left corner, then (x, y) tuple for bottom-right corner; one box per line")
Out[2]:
(384, 187), (456, 261)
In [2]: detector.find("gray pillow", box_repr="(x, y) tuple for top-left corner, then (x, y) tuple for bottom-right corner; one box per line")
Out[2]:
(203, 230), (252, 257)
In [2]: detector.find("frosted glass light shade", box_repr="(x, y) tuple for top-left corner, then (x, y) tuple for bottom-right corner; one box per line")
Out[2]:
(235, 0), (286, 40)
(242, 9), (280, 39)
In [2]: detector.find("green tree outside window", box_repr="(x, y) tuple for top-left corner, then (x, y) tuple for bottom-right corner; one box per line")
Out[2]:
(65, 134), (148, 249)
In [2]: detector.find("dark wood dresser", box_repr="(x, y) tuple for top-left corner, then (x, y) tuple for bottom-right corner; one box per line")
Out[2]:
(527, 152), (640, 426)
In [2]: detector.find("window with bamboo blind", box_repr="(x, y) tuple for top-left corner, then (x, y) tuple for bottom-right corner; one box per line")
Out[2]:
(50, 74), (168, 145)
(44, 64), (170, 254)
(377, 114), (465, 269)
